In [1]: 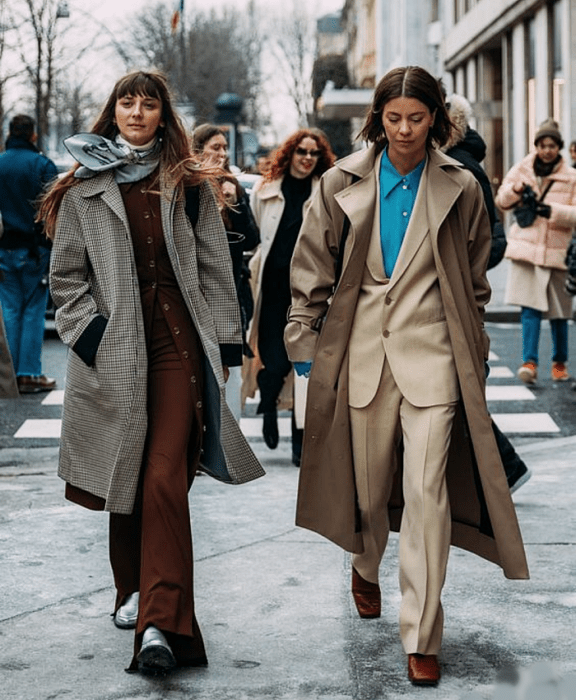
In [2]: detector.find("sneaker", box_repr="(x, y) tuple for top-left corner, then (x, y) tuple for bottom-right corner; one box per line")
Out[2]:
(507, 463), (532, 494)
(17, 375), (57, 393)
(517, 362), (537, 384)
(551, 362), (570, 381)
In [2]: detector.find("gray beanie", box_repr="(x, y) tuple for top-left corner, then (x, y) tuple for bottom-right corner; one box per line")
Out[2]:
(534, 118), (564, 148)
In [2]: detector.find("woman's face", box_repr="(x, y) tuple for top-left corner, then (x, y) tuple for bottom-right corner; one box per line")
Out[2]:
(536, 137), (560, 164)
(570, 144), (576, 162)
(202, 133), (228, 167)
(381, 96), (435, 165)
(114, 93), (163, 147)
(290, 136), (321, 179)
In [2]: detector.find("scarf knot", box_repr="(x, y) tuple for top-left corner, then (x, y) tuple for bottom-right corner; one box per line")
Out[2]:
(63, 132), (161, 183)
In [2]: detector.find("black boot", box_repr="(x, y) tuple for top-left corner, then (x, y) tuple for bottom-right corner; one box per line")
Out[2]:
(263, 411), (279, 449)
(291, 412), (303, 467)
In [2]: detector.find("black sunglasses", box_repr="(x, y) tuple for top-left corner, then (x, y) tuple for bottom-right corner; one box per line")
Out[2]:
(295, 147), (321, 157)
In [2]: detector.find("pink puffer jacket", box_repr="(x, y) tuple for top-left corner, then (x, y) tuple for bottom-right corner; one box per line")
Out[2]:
(496, 153), (576, 269)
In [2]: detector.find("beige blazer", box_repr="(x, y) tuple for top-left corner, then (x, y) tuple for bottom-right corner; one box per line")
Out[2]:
(348, 159), (458, 408)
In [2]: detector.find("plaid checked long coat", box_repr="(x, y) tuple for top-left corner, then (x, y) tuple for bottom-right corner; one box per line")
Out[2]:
(50, 172), (264, 514)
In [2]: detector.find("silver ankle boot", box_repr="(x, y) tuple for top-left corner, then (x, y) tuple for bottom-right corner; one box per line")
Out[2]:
(137, 625), (176, 675)
(113, 591), (139, 629)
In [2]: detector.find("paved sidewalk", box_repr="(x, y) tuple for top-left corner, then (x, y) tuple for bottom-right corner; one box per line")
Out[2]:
(0, 433), (575, 699)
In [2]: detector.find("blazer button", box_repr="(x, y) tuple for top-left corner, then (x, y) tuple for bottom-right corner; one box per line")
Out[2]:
(385, 296), (393, 305)
(383, 330), (390, 338)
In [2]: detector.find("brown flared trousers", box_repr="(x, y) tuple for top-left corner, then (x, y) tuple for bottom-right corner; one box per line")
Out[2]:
(112, 176), (207, 669)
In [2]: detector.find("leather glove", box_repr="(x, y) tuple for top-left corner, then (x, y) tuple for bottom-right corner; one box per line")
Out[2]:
(535, 202), (551, 219)
(294, 361), (312, 378)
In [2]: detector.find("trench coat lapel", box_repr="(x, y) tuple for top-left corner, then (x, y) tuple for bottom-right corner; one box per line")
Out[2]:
(424, 150), (465, 237)
(334, 149), (378, 268)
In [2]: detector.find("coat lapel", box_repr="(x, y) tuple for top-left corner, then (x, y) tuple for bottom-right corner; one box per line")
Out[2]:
(79, 171), (131, 233)
(334, 147), (379, 263)
(388, 150), (464, 291)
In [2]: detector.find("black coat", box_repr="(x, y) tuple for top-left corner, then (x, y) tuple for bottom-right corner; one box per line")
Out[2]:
(446, 128), (506, 270)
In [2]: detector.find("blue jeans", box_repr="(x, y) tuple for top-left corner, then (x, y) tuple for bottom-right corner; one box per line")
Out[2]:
(521, 306), (568, 365)
(0, 247), (50, 376)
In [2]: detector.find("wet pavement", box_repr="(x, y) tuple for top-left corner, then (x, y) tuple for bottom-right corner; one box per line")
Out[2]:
(0, 434), (575, 699)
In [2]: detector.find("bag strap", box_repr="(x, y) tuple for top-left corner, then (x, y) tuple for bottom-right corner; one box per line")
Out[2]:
(334, 174), (360, 285)
(538, 180), (554, 202)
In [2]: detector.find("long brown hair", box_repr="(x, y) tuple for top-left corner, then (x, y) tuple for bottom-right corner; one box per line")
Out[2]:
(40, 70), (211, 238)
(359, 66), (452, 152)
(265, 128), (335, 182)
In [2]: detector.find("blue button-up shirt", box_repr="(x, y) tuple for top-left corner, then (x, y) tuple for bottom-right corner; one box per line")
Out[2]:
(379, 150), (426, 277)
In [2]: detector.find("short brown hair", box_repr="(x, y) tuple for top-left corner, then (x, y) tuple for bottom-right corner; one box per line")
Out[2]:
(359, 66), (452, 151)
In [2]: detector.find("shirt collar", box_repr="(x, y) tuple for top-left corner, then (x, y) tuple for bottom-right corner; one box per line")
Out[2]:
(379, 148), (426, 197)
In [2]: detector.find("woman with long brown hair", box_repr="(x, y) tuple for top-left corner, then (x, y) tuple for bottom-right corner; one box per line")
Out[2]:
(243, 128), (335, 464)
(191, 123), (260, 419)
(40, 70), (263, 675)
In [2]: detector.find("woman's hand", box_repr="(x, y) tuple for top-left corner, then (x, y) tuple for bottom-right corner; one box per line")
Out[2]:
(221, 180), (237, 205)
(223, 365), (230, 382)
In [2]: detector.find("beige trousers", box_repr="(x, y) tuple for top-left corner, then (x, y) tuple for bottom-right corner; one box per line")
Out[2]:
(350, 360), (456, 655)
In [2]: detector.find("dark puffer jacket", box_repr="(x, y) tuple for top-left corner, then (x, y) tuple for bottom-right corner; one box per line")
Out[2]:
(443, 94), (506, 270)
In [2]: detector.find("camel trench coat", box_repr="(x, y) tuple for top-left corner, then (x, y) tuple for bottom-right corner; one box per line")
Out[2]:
(285, 145), (529, 580)
(50, 173), (264, 515)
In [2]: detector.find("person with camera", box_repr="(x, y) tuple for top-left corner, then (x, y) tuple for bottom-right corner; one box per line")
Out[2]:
(496, 118), (576, 384)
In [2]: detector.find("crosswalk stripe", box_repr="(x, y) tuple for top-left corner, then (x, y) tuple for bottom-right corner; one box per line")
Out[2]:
(489, 366), (514, 379)
(486, 385), (535, 401)
(41, 390), (64, 405)
(491, 413), (560, 433)
(14, 419), (62, 439)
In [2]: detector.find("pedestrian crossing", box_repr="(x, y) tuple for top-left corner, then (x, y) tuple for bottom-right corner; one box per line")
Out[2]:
(488, 349), (560, 435)
(12, 351), (561, 440)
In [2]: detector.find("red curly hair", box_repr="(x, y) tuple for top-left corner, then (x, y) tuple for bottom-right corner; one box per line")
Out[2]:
(265, 128), (335, 182)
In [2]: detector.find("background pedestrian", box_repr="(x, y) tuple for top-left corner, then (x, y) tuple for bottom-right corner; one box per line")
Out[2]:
(39, 70), (263, 676)
(443, 92), (531, 493)
(0, 114), (58, 393)
(244, 128), (335, 465)
(569, 140), (576, 168)
(496, 118), (576, 384)
(191, 123), (260, 420)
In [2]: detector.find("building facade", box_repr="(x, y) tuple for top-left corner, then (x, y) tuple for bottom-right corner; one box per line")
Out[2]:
(443, 0), (575, 188)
